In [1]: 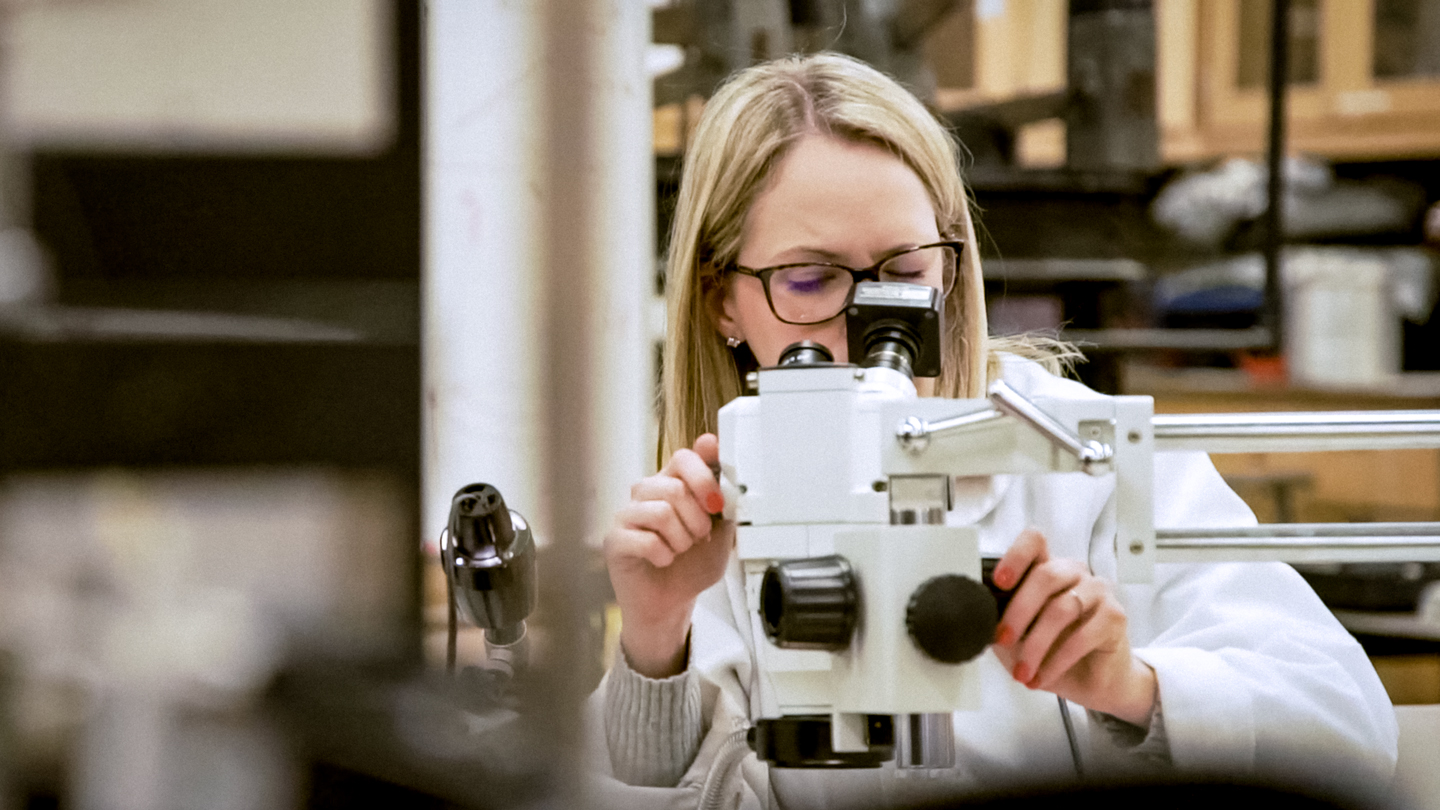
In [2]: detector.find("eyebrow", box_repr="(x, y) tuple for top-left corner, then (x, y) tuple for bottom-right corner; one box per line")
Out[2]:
(769, 243), (922, 265)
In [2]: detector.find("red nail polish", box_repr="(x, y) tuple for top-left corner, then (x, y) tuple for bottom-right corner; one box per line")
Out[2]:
(1012, 662), (1031, 683)
(994, 625), (1015, 646)
(705, 492), (725, 514)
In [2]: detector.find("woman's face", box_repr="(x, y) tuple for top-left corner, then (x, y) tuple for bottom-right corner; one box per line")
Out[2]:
(718, 133), (944, 396)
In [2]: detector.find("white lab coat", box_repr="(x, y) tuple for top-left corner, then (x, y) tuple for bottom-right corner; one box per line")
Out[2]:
(587, 356), (1398, 810)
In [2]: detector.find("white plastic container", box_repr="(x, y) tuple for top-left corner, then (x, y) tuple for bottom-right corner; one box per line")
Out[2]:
(1285, 247), (1398, 388)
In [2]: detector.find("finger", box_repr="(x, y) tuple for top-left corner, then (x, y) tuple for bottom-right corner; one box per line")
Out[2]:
(996, 558), (1086, 651)
(1011, 575), (1107, 685)
(692, 433), (720, 466)
(993, 528), (1049, 592)
(631, 475), (712, 539)
(1028, 594), (1125, 693)
(621, 499), (701, 558)
(606, 526), (677, 569)
(664, 448), (725, 515)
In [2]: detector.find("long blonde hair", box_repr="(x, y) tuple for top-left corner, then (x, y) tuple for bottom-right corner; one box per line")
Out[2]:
(659, 52), (1064, 463)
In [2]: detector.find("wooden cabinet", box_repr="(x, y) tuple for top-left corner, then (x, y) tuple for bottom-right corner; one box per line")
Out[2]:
(1170, 0), (1440, 162)
(923, 0), (1440, 165)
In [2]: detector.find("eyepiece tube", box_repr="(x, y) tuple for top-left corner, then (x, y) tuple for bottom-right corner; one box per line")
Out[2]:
(778, 340), (835, 367)
(861, 323), (922, 379)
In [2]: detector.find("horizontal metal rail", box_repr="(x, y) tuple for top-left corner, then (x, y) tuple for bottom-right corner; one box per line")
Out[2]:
(1155, 523), (1440, 564)
(1153, 410), (1440, 453)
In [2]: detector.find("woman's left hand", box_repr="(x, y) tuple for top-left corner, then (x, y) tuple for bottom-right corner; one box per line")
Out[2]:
(989, 529), (1157, 727)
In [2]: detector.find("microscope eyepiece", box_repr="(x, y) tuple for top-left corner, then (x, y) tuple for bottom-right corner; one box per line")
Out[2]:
(859, 323), (922, 378)
(777, 340), (836, 367)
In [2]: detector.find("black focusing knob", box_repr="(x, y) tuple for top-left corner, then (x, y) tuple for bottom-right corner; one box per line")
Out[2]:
(905, 574), (997, 664)
(760, 555), (858, 650)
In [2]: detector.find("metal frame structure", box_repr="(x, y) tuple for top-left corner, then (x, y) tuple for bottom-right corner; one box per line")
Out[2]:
(894, 386), (1440, 579)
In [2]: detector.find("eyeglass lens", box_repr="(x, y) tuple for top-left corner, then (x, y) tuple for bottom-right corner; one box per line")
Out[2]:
(768, 245), (957, 324)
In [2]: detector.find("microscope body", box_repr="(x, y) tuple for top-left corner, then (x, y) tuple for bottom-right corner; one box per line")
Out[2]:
(720, 364), (982, 727)
(718, 327), (1156, 767)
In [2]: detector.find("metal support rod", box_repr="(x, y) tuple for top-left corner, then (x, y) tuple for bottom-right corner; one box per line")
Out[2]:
(1153, 411), (1440, 453)
(1155, 523), (1440, 564)
(895, 408), (1005, 454)
(1163, 523), (1440, 538)
(539, 1), (596, 799)
(894, 383), (1114, 472)
(1264, 0), (1290, 352)
(903, 407), (1440, 454)
(537, 0), (649, 799)
(988, 381), (1113, 474)
(895, 712), (956, 770)
(892, 478), (956, 770)
(920, 408), (1005, 435)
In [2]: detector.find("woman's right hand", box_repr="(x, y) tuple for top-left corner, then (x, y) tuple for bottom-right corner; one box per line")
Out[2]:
(604, 433), (733, 678)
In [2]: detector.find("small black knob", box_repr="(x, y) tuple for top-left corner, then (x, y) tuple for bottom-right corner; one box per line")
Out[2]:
(760, 555), (858, 650)
(905, 574), (997, 664)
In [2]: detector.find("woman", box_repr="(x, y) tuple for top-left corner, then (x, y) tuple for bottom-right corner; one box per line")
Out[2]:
(594, 52), (1395, 808)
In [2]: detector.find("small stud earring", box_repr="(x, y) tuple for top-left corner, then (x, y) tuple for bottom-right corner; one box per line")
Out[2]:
(726, 336), (743, 348)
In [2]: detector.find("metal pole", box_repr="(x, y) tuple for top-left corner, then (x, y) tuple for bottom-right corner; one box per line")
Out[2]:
(538, 2), (650, 804)
(540, 2), (596, 802)
(1155, 524), (1440, 564)
(1153, 411), (1440, 453)
(1264, 0), (1290, 353)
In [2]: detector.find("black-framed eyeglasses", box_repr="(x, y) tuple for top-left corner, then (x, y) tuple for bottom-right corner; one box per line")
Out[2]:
(727, 240), (963, 326)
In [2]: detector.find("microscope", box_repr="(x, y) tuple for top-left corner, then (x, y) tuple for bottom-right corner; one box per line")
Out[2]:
(718, 281), (1157, 770)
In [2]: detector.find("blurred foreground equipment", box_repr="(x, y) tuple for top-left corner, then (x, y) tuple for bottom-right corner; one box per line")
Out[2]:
(0, 471), (560, 809)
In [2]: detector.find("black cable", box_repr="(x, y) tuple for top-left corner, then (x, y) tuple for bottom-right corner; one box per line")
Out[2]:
(1057, 696), (1085, 779)
(441, 529), (457, 674)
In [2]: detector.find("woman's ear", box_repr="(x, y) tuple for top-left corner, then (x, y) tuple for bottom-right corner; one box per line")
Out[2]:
(704, 268), (741, 342)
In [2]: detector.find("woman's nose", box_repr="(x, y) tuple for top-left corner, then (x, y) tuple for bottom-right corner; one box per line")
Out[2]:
(829, 320), (849, 364)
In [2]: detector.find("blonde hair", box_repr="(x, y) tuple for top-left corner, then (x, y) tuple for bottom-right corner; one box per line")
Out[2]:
(659, 52), (1070, 463)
